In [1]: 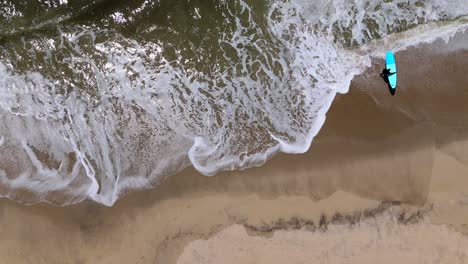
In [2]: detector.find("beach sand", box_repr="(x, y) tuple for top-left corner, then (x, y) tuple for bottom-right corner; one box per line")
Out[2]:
(178, 211), (468, 264)
(0, 33), (467, 263)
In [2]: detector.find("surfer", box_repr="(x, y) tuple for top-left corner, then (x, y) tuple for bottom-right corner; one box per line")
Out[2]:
(380, 68), (395, 79)
(380, 68), (397, 95)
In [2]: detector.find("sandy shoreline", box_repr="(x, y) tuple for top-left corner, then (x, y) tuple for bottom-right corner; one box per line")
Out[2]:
(178, 208), (468, 264)
(0, 33), (467, 263)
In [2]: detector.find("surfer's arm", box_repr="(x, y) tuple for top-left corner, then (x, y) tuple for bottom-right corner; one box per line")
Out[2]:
(388, 72), (395, 76)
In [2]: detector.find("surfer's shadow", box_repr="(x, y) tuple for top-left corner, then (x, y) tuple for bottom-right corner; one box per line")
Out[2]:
(386, 82), (396, 96)
(380, 73), (396, 96)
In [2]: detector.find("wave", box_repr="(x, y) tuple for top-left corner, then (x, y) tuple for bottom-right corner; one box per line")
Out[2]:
(0, 0), (467, 205)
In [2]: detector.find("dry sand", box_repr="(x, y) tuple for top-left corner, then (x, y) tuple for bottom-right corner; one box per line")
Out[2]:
(0, 33), (467, 263)
(179, 213), (468, 264)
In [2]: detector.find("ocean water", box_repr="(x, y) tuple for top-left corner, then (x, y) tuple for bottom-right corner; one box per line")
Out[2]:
(0, 0), (467, 205)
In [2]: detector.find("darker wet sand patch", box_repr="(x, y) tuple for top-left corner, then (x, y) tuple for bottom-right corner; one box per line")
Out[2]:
(242, 201), (431, 238)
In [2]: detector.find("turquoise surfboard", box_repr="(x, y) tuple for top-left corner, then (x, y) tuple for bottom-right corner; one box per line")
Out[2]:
(385, 51), (397, 89)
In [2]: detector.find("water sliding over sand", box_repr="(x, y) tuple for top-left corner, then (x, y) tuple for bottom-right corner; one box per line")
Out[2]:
(0, 0), (467, 205)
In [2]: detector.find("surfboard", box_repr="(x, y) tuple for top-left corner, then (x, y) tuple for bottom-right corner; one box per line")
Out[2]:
(385, 51), (397, 89)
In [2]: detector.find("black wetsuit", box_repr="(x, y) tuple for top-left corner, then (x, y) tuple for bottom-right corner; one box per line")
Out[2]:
(380, 68), (395, 79)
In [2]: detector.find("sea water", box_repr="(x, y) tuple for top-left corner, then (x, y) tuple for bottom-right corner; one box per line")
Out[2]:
(0, 0), (467, 205)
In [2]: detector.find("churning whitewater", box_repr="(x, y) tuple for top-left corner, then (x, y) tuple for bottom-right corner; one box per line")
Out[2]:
(0, 0), (467, 205)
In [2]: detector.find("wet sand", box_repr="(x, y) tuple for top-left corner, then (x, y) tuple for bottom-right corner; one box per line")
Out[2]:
(0, 33), (467, 263)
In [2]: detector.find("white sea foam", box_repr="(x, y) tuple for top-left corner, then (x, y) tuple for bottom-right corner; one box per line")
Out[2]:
(0, 0), (467, 205)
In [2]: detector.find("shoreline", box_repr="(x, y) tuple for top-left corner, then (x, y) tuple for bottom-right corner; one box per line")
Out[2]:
(0, 32), (466, 263)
